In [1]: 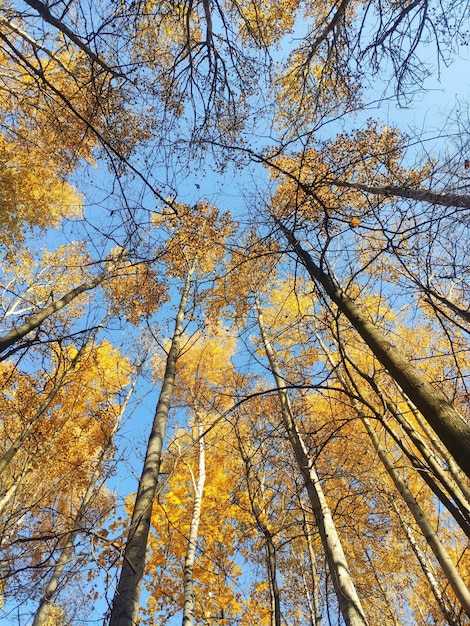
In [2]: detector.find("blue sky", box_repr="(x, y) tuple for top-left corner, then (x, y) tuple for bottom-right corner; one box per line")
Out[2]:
(2, 8), (470, 625)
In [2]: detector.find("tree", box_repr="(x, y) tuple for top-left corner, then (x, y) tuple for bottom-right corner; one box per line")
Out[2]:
(2, 0), (470, 622)
(0, 335), (131, 619)
(274, 220), (470, 479)
(107, 203), (234, 626)
(254, 295), (369, 626)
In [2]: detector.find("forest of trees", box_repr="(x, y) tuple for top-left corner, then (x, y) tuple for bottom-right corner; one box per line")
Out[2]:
(1, 0), (470, 624)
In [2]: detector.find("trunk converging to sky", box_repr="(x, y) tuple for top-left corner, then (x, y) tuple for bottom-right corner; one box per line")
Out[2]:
(108, 269), (193, 626)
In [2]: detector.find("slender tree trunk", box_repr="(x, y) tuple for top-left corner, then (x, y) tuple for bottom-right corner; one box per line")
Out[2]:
(0, 267), (111, 359)
(265, 534), (281, 626)
(235, 424), (282, 626)
(255, 298), (368, 626)
(392, 500), (463, 626)
(384, 401), (470, 523)
(32, 371), (139, 626)
(297, 494), (322, 626)
(361, 415), (470, 616)
(349, 364), (470, 521)
(108, 269), (193, 626)
(182, 416), (206, 626)
(305, 533), (322, 626)
(279, 224), (470, 479)
(318, 336), (470, 620)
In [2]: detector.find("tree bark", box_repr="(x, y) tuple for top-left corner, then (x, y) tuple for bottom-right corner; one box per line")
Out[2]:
(0, 268), (110, 359)
(182, 416), (206, 626)
(297, 494), (323, 626)
(108, 269), (192, 626)
(279, 224), (470, 479)
(255, 297), (368, 626)
(235, 422), (282, 626)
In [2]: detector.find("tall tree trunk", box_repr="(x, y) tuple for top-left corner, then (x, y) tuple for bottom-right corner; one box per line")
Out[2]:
(391, 500), (462, 626)
(255, 297), (369, 626)
(182, 415), (206, 626)
(279, 223), (470, 479)
(32, 369), (139, 626)
(378, 410), (470, 538)
(108, 269), (193, 626)
(360, 415), (470, 616)
(296, 493), (322, 626)
(406, 403), (470, 506)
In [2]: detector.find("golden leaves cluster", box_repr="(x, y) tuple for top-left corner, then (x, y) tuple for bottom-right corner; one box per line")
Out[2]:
(103, 256), (168, 325)
(0, 339), (131, 537)
(0, 133), (82, 245)
(236, 0), (301, 47)
(153, 201), (235, 278)
(269, 121), (433, 226)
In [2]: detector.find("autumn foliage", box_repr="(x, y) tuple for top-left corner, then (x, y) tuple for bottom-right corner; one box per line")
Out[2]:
(1, 1), (470, 625)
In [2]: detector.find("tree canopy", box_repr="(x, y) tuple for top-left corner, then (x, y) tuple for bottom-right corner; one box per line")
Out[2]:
(0, 1), (470, 624)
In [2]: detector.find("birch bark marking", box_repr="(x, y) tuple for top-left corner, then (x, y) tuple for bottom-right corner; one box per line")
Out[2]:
(182, 415), (206, 626)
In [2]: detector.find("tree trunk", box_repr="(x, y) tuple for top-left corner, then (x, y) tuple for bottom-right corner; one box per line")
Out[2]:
(406, 403), (470, 506)
(378, 409), (470, 538)
(279, 224), (470, 480)
(235, 422), (282, 626)
(318, 336), (470, 620)
(391, 500), (462, 626)
(0, 267), (111, 359)
(32, 370), (139, 626)
(361, 415), (470, 617)
(297, 494), (323, 626)
(108, 269), (192, 626)
(255, 298), (368, 626)
(182, 416), (206, 626)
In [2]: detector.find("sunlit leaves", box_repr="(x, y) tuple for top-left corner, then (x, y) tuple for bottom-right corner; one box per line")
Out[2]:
(0, 133), (82, 246)
(102, 256), (168, 325)
(153, 201), (235, 278)
(143, 422), (247, 623)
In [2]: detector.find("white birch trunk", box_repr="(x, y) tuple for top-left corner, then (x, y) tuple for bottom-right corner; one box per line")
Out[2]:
(182, 416), (206, 626)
